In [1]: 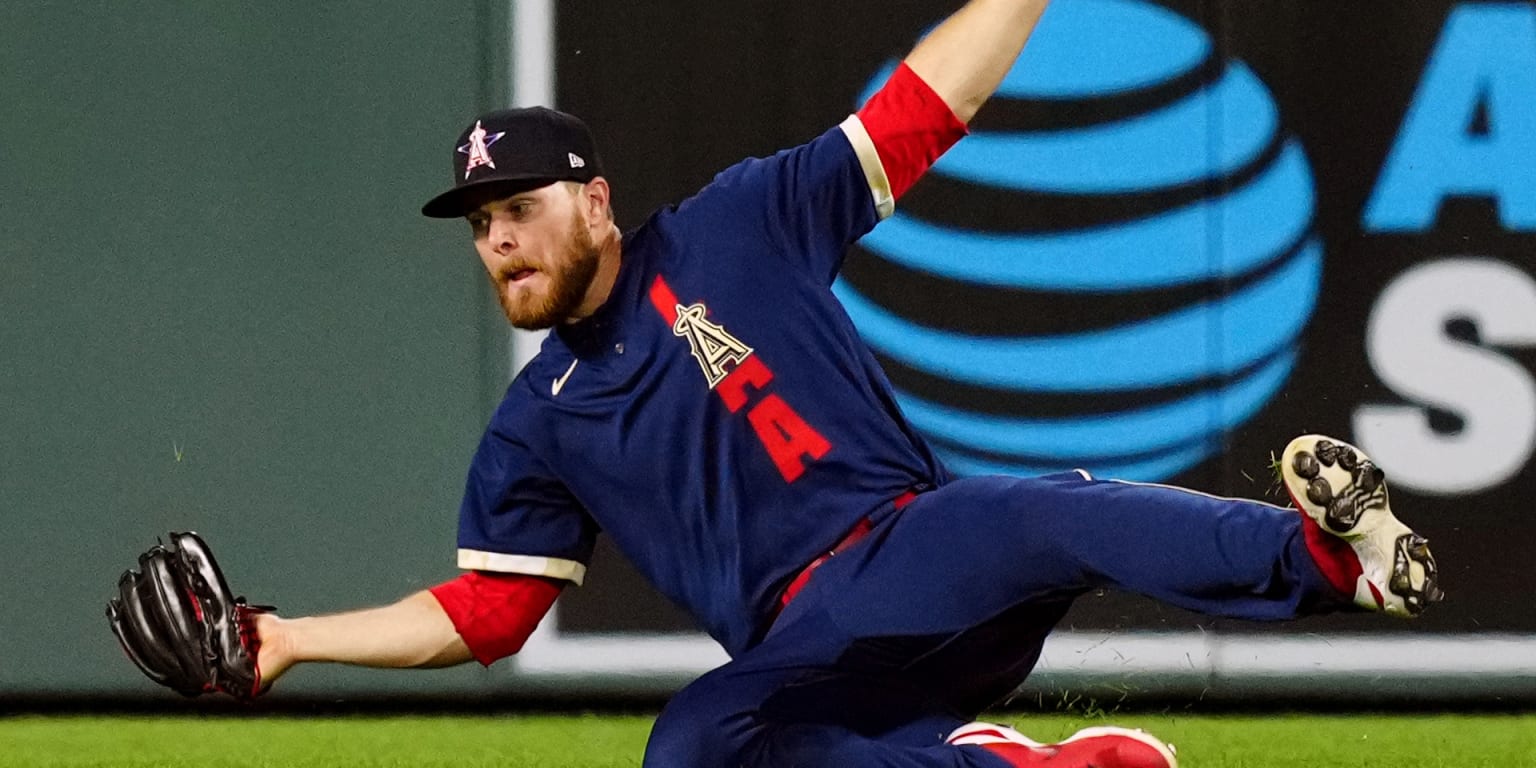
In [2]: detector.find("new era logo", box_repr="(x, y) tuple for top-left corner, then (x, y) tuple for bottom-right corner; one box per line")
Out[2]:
(568, 153), (586, 169)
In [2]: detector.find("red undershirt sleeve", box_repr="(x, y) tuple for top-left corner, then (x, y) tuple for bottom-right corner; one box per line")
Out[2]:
(855, 62), (970, 202)
(428, 571), (564, 666)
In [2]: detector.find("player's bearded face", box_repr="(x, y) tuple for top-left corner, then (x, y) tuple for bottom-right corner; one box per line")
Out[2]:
(486, 202), (602, 330)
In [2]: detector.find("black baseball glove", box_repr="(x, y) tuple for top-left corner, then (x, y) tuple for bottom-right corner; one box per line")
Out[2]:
(106, 532), (272, 699)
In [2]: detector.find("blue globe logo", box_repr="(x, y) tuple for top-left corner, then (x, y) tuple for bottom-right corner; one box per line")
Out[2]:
(837, 0), (1321, 481)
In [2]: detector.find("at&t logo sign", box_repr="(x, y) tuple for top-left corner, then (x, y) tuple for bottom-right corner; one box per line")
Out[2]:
(838, 0), (1320, 481)
(1354, 3), (1536, 495)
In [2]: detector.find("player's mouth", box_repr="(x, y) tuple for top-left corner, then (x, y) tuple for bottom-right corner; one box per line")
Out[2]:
(507, 268), (538, 284)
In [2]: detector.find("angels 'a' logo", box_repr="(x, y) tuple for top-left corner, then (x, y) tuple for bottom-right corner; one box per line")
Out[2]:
(671, 302), (753, 388)
(647, 276), (831, 483)
(458, 120), (506, 179)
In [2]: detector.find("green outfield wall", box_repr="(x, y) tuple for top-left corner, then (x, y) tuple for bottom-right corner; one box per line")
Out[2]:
(2, 2), (514, 696)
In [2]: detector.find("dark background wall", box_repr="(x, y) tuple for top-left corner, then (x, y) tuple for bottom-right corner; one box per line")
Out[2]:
(552, 0), (1536, 640)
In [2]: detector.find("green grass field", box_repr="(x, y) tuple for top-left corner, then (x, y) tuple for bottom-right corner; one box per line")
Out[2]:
(4, 713), (1533, 767)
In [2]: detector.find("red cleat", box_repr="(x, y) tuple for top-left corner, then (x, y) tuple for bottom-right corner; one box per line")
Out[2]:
(947, 722), (1177, 768)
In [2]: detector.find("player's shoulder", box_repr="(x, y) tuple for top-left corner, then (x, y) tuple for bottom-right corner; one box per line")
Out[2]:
(624, 123), (862, 269)
(719, 125), (855, 185)
(670, 125), (857, 210)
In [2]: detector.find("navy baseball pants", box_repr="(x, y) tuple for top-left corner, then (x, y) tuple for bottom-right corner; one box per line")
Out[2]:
(640, 472), (1345, 768)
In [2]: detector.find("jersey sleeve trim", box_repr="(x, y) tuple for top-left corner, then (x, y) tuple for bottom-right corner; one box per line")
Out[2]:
(837, 114), (895, 221)
(456, 548), (588, 585)
(854, 62), (969, 201)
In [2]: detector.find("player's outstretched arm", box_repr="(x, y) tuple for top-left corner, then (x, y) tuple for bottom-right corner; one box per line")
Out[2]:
(253, 590), (471, 688)
(904, 0), (1051, 124)
(252, 571), (563, 691)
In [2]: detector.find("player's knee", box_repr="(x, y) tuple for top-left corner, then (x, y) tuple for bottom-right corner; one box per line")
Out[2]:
(642, 678), (746, 767)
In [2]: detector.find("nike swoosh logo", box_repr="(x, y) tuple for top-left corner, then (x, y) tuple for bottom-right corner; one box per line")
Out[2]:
(551, 359), (578, 396)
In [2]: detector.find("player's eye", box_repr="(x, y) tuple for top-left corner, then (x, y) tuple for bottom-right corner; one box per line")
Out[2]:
(467, 215), (490, 235)
(510, 202), (534, 220)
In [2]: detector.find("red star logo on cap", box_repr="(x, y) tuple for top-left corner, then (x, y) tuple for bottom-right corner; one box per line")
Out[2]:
(458, 120), (506, 179)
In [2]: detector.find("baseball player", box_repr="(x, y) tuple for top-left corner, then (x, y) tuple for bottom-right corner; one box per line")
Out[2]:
(246, 1), (1442, 765)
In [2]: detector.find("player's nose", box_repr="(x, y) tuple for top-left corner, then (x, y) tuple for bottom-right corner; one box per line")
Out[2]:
(488, 217), (518, 256)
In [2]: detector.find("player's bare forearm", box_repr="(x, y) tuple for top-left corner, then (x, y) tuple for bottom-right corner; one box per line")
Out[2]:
(903, 0), (1051, 124)
(254, 590), (471, 687)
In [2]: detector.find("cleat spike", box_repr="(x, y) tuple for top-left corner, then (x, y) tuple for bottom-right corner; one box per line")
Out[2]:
(1306, 477), (1333, 506)
(1293, 452), (1320, 480)
(1357, 464), (1381, 493)
(1327, 496), (1360, 532)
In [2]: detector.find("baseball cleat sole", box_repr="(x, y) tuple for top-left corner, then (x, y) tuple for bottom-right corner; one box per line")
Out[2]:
(1281, 435), (1443, 617)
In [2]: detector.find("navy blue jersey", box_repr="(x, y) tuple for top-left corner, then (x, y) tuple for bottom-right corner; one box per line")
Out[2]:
(456, 117), (949, 655)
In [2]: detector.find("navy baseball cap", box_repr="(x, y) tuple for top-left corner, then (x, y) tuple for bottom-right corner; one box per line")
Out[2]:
(420, 106), (605, 218)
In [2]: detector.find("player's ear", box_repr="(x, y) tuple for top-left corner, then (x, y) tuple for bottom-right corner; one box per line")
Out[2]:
(581, 177), (612, 224)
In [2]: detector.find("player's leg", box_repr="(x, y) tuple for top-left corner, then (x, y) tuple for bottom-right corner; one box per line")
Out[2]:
(864, 597), (1178, 768)
(803, 471), (1336, 645)
(753, 557), (1178, 767)
(640, 605), (979, 768)
(642, 602), (1171, 768)
(800, 434), (1436, 639)
(644, 434), (1437, 766)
